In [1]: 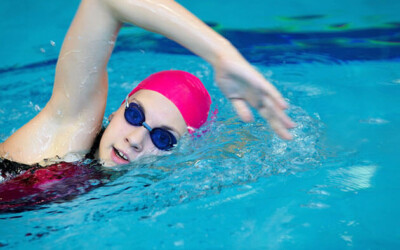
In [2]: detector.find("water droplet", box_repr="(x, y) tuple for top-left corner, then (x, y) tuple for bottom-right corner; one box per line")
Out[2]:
(359, 118), (389, 124)
(88, 179), (100, 186)
(174, 240), (184, 247)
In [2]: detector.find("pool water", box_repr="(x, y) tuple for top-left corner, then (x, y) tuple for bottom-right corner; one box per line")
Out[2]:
(0, 0), (399, 249)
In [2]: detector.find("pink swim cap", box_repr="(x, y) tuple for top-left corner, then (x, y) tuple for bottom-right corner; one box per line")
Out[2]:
(127, 70), (211, 131)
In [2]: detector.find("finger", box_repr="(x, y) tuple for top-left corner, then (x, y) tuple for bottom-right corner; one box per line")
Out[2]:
(258, 79), (288, 110)
(276, 108), (297, 129)
(222, 61), (289, 109)
(244, 71), (288, 109)
(251, 93), (295, 129)
(231, 98), (254, 122)
(259, 98), (293, 140)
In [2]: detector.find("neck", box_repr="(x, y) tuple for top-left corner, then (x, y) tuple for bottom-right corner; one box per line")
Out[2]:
(85, 127), (105, 160)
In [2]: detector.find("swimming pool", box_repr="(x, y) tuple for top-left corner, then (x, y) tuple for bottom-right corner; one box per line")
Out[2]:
(0, 0), (399, 248)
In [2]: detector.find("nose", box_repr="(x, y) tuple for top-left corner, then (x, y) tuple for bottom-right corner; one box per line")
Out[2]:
(125, 127), (148, 152)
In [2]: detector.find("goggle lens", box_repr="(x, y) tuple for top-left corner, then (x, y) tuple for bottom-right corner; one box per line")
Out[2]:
(151, 128), (177, 150)
(124, 101), (177, 151)
(124, 103), (145, 126)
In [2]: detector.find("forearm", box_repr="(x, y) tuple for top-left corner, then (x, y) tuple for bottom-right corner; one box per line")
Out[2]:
(103, 0), (243, 66)
(51, 0), (120, 116)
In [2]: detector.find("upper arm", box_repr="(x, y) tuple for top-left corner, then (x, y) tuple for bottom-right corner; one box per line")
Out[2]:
(50, 0), (121, 117)
(0, 0), (122, 164)
(0, 105), (103, 165)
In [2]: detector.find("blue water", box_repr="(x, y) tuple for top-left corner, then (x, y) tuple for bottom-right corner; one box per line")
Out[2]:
(1, 0), (400, 249)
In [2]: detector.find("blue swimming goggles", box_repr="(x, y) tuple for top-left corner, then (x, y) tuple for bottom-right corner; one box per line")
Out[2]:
(124, 95), (177, 151)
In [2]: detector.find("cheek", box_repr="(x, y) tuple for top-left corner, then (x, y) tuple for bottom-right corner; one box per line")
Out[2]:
(140, 134), (170, 156)
(98, 129), (113, 158)
(100, 116), (125, 146)
(141, 136), (157, 152)
(142, 144), (165, 158)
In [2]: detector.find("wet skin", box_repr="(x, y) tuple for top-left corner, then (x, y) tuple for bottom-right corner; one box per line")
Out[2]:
(98, 90), (187, 167)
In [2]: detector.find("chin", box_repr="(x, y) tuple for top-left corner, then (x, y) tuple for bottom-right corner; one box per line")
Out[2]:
(96, 147), (116, 167)
(99, 145), (170, 167)
(101, 161), (117, 167)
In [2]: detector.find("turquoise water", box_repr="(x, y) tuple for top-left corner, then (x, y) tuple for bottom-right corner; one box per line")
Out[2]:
(1, 0), (400, 249)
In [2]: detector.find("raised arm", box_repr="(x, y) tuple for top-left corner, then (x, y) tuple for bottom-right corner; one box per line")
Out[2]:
(1, 0), (294, 165)
(56, 0), (295, 138)
(0, 0), (121, 164)
(49, 0), (119, 117)
(101, 0), (295, 139)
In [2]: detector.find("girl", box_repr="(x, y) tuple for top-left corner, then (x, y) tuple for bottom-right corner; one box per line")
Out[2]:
(0, 0), (294, 167)
(0, 0), (294, 210)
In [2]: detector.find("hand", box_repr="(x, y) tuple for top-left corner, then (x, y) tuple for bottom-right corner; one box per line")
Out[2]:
(213, 55), (296, 140)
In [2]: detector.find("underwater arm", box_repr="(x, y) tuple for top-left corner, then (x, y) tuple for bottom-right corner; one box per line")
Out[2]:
(102, 0), (295, 139)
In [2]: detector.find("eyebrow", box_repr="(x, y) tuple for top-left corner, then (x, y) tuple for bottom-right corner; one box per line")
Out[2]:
(130, 97), (181, 137)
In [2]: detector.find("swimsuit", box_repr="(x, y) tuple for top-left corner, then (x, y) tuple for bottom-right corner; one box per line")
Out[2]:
(0, 129), (109, 212)
(0, 158), (108, 212)
(0, 158), (33, 181)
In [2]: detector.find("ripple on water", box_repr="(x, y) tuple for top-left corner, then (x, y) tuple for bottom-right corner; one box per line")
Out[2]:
(77, 102), (325, 216)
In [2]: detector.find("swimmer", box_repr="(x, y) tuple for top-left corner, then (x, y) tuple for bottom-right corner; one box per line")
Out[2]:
(0, 0), (295, 168)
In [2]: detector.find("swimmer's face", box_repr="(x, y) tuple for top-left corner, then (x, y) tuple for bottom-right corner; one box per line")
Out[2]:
(99, 90), (187, 167)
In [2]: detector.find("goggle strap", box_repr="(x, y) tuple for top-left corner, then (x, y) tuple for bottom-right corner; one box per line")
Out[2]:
(142, 122), (152, 132)
(125, 95), (130, 108)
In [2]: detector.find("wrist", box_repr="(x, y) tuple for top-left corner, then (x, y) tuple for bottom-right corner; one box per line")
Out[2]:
(211, 44), (246, 69)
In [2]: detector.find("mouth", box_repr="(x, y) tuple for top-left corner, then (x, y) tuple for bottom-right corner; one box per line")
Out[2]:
(111, 146), (130, 164)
